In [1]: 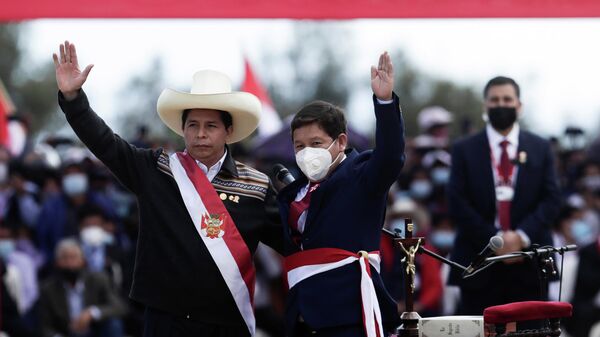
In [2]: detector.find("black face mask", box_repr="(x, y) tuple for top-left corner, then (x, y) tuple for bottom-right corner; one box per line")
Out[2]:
(59, 268), (82, 284)
(487, 107), (517, 131)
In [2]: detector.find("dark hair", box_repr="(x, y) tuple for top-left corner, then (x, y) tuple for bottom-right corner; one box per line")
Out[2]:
(181, 109), (233, 130)
(77, 204), (107, 224)
(291, 101), (347, 140)
(483, 76), (520, 99)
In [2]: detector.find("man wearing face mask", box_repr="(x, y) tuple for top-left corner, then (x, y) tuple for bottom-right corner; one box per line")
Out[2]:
(277, 52), (405, 337)
(36, 161), (116, 267)
(40, 239), (127, 337)
(447, 76), (561, 317)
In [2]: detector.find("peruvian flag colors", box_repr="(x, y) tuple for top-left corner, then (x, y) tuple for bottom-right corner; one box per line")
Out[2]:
(241, 58), (282, 139)
(0, 79), (14, 148)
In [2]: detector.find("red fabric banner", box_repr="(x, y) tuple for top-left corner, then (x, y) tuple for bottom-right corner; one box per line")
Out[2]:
(0, 80), (14, 147)
(2, 0), (600, 20)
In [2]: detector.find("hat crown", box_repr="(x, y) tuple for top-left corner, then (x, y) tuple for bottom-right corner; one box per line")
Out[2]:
(190, 70), (232, 95)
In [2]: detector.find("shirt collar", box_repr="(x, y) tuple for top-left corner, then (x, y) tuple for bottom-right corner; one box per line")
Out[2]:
(192, 145), (238, 178)
(486, 122), (520, 147)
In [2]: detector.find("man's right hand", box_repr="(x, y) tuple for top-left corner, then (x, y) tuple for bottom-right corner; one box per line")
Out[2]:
(53, 40), (94, 101)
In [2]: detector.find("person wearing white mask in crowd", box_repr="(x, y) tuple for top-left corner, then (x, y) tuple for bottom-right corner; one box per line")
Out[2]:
(276, 52), (405, 337)
(76, 204), (128, 292)
(36, 160), (116, 267)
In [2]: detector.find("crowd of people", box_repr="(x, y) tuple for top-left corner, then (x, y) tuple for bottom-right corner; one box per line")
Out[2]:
(0, 42), (599, 337)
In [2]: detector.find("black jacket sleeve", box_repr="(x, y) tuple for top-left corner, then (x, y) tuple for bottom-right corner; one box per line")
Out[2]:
(58, 90), (157, 194)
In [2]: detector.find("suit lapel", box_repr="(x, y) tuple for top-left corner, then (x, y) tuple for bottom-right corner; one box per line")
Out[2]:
(477, 131), (496, 205)
(512, 131), (530, 207)
(52, 279), (70, 325)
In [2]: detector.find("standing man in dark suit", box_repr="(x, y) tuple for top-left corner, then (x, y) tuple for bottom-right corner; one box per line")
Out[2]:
(53, 41), (282, 337)
(40, 239), (127, 337)
(277, 52), (405, 337)
(447, 76), (561, 315)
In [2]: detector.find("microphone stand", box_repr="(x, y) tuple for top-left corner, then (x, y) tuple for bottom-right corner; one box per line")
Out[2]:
(463, 245), (576, 277)
(382, 224), (577, 337)
(382, 227), (468, 273)
(464, 244), (577, 301)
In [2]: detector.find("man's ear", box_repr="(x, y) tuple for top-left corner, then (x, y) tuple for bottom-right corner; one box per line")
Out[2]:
(337, 133), (348, 151)
(225, 125), (234, 142)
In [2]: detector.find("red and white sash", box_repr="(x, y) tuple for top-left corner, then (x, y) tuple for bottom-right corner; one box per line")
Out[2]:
(169, 152), (256, 335)
(284, 248), (384, 337)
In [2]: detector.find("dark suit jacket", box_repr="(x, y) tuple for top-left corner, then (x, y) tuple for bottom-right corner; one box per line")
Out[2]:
(277, 94), (405, 332)
(569, 242), (600, 337)
(40, 271), (127, 337)
(447, 129), (561, 290)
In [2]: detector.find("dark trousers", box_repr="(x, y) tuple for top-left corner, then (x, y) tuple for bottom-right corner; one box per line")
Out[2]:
(143, 307), (249, 337)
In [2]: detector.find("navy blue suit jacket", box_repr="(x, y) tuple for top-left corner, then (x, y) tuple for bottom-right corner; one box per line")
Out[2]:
(447, 129), (561, 290)
(277, 94), (405, 332)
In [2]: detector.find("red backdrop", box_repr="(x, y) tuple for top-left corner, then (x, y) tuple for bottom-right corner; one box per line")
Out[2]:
(2, 0), (600, 20)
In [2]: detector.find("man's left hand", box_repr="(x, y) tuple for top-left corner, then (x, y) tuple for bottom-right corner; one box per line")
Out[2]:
(371, 51), (394, 101)
(499, 230), (525, 264)
(71, 309), (94, 333)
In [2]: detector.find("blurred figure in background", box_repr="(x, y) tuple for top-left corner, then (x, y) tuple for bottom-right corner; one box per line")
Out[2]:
(40, 238), (126, 337)
(415, 106), (453, 150)
(36, 159), (116, 268)
(380, 196), (443, 317)
(569, 235), (600, 337)
(447, 76), (561, 319)
(76, 204), (129, 292)
(0, 223), (40, 328)
(130, 125), (152, 149)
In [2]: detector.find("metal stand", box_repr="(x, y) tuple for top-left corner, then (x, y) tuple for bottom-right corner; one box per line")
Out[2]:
(382, 223), (577, 337)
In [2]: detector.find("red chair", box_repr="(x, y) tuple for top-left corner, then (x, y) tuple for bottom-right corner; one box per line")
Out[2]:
(484, 301), (572, 337)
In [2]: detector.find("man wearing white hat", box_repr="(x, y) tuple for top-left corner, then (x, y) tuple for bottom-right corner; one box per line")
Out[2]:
(53, 41), (282, 337)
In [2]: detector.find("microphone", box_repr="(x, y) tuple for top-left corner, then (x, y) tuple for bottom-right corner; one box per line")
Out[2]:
(273, 164), (295, 186)
(464, 235), (504, 275)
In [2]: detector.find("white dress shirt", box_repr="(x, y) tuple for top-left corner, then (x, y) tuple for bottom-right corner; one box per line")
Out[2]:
(486, 123), (530, 247)
(195, 149), (227, 182)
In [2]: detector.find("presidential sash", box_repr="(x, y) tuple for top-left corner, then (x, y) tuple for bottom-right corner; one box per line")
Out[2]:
(284, 248), (384, 337)
(169, 152), (256, 335)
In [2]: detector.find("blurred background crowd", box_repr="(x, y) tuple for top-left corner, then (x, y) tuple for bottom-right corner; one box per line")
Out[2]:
(0, 110), (598, 337)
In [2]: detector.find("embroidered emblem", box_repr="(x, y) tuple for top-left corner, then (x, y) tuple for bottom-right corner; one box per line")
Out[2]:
(201, 213), (225, 239)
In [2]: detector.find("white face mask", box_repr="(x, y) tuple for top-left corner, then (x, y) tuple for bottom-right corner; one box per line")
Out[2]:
(62, 173), (89, 197)
(295, 139), (341, 182)
(80, 225), (108, 247)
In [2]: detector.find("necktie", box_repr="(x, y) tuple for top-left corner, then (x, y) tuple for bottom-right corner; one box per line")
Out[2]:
(498, 140), (513, 230)
(498, 140), (513, 183)
(288, 182), (319, 245)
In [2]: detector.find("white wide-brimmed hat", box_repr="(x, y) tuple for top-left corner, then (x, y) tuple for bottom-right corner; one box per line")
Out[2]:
(157, 70), (261, 144)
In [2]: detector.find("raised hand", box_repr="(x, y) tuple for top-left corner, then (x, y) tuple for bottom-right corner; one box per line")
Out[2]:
(53, 41), (94, 100)
(370, 51), (394, 101)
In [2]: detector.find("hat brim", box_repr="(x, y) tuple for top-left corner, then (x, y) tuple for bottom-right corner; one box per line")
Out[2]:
(157, 88), (261, 144)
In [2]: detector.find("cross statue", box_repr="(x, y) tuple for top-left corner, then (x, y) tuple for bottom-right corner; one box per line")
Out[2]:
(394, 218), (425, 337)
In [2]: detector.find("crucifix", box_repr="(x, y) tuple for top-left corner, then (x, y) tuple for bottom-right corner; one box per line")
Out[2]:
(394, 218), (425, 337)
